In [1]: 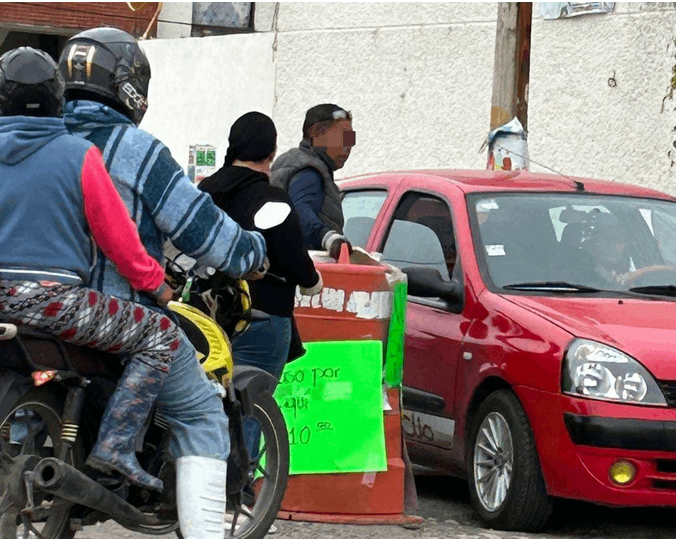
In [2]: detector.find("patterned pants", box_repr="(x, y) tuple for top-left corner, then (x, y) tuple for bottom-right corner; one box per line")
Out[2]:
(0, 280), (179, 373)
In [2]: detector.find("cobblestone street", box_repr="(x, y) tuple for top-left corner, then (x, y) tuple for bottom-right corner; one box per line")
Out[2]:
(73, 475), (676, 539)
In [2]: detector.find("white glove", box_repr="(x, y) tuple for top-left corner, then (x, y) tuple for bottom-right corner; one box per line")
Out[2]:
(300, 270), (323, 296)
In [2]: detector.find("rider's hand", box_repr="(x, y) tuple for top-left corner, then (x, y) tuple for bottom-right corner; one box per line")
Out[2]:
(245, 257), (270, 281)
(322, 231), (352, 261)
(152, 282), (174, 308)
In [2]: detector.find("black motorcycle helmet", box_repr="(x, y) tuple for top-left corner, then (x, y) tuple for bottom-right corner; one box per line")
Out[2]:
(58, 27), (151, 125)
(0, 46), (64, 117)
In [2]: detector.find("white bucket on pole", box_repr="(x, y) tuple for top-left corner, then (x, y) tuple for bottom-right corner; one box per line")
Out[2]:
(486, 117), (529, 171)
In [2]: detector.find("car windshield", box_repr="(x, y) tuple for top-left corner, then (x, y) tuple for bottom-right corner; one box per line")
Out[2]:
(469, 193), (676, 294)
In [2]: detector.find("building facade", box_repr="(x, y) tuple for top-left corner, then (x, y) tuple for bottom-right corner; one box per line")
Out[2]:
(0, 2), (160, 59)
(148, 2), (676, 193)
(2, 2), (675, 193)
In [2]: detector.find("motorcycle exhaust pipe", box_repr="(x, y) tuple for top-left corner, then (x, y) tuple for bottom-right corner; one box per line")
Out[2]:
(32, 457), (161, 527)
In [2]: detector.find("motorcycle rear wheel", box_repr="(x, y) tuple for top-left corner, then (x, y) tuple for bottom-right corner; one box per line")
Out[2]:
(235, 390), (289, 539)
(0, 386), (82, 539)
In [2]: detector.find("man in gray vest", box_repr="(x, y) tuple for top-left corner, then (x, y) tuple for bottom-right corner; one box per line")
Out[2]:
(271, 104), (355, 259)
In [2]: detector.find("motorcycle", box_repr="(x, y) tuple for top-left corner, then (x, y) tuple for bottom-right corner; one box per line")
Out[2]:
(0, 264), (290, 539)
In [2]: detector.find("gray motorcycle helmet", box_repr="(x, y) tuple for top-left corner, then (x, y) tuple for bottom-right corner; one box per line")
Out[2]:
(0, 46), (64, 117)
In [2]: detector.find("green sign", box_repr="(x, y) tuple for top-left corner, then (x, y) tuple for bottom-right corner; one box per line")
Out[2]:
(384, 281), (407, 387)
(274, 340), (387, 475)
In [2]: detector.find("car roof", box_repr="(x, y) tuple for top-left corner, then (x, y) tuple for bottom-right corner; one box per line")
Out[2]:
(338, 169), (676, 200)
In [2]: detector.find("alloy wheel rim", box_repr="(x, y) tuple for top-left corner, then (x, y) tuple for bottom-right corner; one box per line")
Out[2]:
(473, 411), (514, 512)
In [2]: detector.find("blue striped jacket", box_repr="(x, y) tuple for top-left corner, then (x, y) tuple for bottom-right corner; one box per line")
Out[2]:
(64, 100), (266, 303)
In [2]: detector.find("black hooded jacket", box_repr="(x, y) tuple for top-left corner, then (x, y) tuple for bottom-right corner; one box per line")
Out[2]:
(199, 165), (320, 318)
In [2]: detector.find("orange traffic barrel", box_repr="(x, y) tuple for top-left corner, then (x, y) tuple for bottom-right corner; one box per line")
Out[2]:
(277, 245), (422, 526)
(292, 247), (391, 343)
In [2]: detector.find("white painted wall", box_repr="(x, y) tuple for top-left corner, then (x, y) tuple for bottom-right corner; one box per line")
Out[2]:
(148, 2), (497, 178)
(140, 32), (275, 172)
(529, 2), (676, 194)
(273, 3), (498, 179)
(146, 2), (676, 194)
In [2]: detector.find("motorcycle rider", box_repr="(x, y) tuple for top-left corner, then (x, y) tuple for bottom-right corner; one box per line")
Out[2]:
(0, 47), (178, 492)
(58, 28), (267, 539)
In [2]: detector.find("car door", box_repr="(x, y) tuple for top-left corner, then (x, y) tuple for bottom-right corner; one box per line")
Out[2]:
(376, 189), (464, 451)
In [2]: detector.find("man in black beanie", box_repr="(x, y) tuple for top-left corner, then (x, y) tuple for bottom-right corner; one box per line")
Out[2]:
(271, 104), (356, 259)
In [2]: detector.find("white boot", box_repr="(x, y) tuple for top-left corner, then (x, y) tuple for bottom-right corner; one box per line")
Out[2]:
(176, 456), (227, 539)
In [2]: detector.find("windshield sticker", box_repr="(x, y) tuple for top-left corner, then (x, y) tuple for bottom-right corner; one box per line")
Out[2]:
(486, 244), (506, 256)
(477, 199), (499, 213)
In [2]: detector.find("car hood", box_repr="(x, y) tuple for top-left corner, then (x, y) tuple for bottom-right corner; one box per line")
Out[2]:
(505, 295), (676, 379)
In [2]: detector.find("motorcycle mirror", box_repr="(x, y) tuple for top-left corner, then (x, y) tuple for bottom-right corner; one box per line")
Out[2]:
(254, 201), (291, 230)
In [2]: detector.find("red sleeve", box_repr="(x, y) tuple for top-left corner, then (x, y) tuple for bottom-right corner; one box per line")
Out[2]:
(81, 146), (165, 293)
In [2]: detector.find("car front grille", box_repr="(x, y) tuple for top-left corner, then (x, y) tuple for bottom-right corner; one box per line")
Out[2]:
(658, 380), (676, 408)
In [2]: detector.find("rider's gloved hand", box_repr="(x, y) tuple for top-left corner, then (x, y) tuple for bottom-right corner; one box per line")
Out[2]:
(300, 270), (323, 296)
(245, 257), (270, 281)
(152, 282), (174, 308)
(322, 231), (352, 261)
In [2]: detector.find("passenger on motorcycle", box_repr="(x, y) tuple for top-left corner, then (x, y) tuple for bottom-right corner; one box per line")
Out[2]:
(58, 28), (267, 539)
(0, 47), (178, 492)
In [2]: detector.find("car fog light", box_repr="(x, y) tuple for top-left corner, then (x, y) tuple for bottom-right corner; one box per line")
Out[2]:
(609, 461), (636, 485)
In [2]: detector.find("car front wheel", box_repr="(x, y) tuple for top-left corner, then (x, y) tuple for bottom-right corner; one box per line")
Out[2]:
(467, 390), (553, 532)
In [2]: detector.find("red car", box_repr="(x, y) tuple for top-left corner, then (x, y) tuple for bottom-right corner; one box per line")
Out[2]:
(338, 170), (676, 531)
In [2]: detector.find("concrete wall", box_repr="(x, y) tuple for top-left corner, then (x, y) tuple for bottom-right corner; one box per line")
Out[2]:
(147, 2), (497, 178)
(157, 2), (192, 39)
(529, 2), (676, 194)
(271, 3), (498, 178)
(145, 2), (676, 194)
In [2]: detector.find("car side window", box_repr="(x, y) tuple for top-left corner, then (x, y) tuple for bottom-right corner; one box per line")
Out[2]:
(341, 190), (388, 248)
(380, 192), (457, 282)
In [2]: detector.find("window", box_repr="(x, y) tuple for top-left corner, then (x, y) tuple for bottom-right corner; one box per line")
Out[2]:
(380, 192), (456, 282)
(471, 193), (673, 291)
(341, 190), (387, 248)
(191, 2), (254, 36)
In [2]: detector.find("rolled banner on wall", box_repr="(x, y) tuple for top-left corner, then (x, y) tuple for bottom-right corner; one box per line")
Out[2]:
(486, 117), (529, 171)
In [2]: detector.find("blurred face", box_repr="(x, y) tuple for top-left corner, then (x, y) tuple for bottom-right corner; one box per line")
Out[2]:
(311, 120), (355, 170)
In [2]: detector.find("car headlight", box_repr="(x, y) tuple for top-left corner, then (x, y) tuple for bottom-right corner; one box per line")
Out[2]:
(562, 339), (666, 405)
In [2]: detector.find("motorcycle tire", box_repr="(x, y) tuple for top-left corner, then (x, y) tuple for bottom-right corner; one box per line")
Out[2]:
(0, 385), (84, 539)
(236, 390), (289, 539)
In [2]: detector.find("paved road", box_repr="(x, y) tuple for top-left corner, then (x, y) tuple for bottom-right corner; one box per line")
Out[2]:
(71, 475), (676, 539)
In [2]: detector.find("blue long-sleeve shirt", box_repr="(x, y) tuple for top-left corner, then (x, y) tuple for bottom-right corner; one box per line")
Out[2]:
(64, 100), (266, 303)
(287, 167), (331, 250)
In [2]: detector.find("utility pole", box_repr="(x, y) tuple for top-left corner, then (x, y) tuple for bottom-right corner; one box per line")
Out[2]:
(490, 2), (532, 131)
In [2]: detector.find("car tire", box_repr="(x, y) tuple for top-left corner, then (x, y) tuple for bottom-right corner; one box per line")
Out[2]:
(467, 389), (553, 532)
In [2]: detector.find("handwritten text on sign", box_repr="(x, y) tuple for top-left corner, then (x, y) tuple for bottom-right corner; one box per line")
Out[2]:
(274, 340), (387, 475)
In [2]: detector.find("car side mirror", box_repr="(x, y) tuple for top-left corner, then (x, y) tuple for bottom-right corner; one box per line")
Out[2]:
(403, 266), (461, 303)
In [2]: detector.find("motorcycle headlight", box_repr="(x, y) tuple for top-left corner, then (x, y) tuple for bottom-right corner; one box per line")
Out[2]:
(562, 339), (666, 405)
